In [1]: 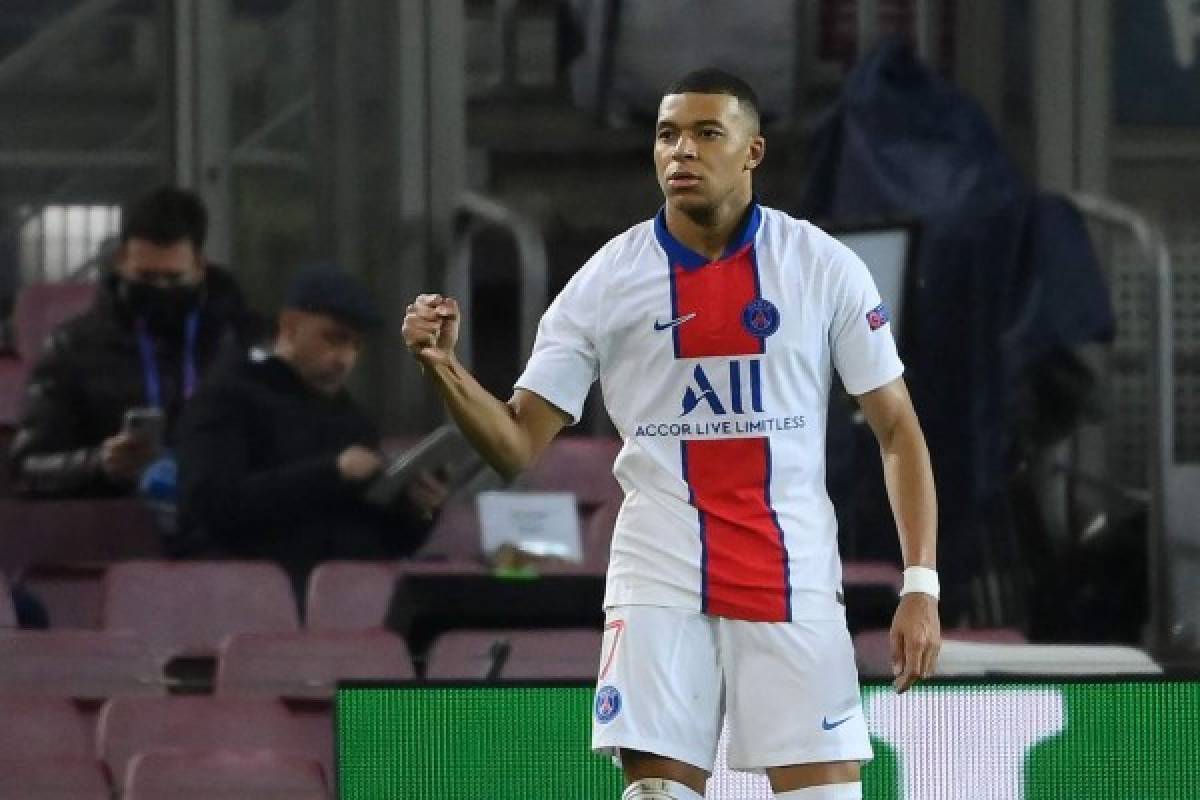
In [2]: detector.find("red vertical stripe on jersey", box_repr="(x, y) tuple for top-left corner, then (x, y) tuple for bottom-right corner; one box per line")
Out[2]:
(684, 436), (789, 622)
(672, 245), (763, 358)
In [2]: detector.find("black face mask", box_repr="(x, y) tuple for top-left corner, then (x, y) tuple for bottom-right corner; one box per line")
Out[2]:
(119, 280), (205, 337)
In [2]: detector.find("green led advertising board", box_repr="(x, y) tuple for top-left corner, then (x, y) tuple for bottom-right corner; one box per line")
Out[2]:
(337, 679), (1200, 799)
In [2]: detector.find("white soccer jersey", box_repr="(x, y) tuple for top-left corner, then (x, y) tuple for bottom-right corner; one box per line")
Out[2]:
(516, 204), (903, 622)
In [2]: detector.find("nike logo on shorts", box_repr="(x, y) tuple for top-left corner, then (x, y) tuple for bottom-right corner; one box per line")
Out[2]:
(821, 714), (854, 730)
(653, 313), (697, 331)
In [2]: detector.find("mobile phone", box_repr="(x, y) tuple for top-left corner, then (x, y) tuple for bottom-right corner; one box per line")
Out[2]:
(123, 407), (165, 450)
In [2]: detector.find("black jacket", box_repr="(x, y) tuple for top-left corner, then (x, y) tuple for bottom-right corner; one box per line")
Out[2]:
(176, 352), (434, 584)
(8, 266), (256, 497)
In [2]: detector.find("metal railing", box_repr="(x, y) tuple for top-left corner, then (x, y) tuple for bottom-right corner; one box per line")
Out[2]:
(444, 191), (549, 370)
(1067, 192), (1185, 655)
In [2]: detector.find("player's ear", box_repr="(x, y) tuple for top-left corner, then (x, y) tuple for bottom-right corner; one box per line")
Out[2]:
(745, 135), (765, 171)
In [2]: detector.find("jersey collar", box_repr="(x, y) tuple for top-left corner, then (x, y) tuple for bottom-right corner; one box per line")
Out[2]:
(654, 200), (762, 271)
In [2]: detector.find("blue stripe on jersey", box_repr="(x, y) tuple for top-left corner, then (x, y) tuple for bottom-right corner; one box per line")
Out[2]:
(763, 437), (793, 622)
(680, 438), (709, 613)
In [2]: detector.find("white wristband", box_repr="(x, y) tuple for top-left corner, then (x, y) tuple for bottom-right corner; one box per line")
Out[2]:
(900, 566), (940, 600)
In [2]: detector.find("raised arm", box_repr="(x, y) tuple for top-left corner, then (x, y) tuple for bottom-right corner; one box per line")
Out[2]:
(402, 294), (568, 480)
(857, 376), (940, 692)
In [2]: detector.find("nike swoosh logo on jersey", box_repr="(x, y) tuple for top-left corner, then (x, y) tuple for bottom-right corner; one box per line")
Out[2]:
(821, 714), (854, 730)
(653, 313), (697, 331)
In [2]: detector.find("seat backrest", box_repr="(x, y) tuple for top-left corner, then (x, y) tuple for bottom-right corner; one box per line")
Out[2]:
(12, 281), (97, 361)
(216, 630), (415, 699)
(0, 631), (167, 699)
(97, 695), (323, 793)
(582, 499), (619, 571)
(520, 436), (623, 508)
(498, 628), (603, 680)
(0, 572), (15, 628)
(0, 694), (92, 758)
(304, 561), (398, 632)
(125, 749), (327, 800)
(20, 563), (107, 629)
(423, 629), (508, 680)
(0, 756), (111, 798)
(103, 561), (300, 656)
(418, 500), (483, 561)
(424, 628), (602, 681)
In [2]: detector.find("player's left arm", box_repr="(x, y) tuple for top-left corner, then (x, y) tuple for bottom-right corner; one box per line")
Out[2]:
(857, 376), (941, 693)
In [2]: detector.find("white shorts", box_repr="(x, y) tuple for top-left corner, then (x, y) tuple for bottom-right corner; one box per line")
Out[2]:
(591, 605), (873, 773)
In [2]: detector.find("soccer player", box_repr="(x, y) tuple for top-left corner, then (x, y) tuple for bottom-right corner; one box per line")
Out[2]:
(403, 68), (940, 800)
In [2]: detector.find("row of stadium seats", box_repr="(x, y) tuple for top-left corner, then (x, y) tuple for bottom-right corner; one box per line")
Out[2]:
(0, 694), (329, 798)
(0, 626), (604, 699)
(9, 559), (606, 643)
(12, 554), (906, 639)
(3, 623), (1073, 799)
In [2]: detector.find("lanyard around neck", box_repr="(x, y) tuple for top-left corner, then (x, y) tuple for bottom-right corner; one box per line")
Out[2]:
(135, 312), (200, 409)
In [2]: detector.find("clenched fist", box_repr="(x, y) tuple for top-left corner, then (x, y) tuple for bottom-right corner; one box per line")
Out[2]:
(402, 294), (460, 363)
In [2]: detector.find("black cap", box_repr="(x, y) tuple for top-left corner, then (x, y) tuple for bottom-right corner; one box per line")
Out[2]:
(284, 265), (384, 330)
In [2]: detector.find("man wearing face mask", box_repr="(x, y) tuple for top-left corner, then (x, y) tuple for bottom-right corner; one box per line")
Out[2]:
(9, 186), (257, 497)
(175, 266), (446, 600)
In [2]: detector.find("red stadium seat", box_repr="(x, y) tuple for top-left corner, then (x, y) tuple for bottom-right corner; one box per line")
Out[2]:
(425, 628), (602, 680)
(0, 631), (167, 699)
(520, 436), (623, 508)
(19, 562), (106, 629)
(216, 630), (415, 699)
(125, 749), (327, 800)
(0, 757), (110, 798)
(97, 695), (327, 794)
(103, 561), (300, 656)
(11, 281), (97, 361)
(305, 561), (399, 631)
(418, 500), (484, 562)
(0, 499), (160, 576)
(0, 694), (92, 758)
(581, 499), (619, 572)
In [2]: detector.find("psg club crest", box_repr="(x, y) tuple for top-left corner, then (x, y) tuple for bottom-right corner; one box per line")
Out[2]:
(594, 685), (622, 724)
(741, 297), (780, 338)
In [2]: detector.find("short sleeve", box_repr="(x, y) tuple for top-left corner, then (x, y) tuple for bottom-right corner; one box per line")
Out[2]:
(513, 252), (603, 424)
(827, 242), (905, 396)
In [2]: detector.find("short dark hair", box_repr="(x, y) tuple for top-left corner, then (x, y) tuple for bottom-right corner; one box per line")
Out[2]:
(120, 186), (208, 250)
(663, 68), (761, 128)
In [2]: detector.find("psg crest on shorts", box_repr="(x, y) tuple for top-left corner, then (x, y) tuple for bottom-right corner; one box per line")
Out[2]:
(594, 685), (622, 724)
(742, 297), (780, 338)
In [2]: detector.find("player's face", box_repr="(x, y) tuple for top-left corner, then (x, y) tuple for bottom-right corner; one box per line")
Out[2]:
(278, 311), (364, 395)
(654, 92), (763, 220)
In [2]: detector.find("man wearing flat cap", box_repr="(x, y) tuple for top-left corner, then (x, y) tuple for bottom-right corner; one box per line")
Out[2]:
(176, 266), (446, 599)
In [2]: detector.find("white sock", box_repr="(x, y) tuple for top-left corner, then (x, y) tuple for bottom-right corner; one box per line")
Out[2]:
(622, 778), (706, 800)
(774, 782), (863, 799)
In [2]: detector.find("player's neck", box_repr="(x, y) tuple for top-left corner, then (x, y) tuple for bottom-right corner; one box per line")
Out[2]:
(665, 194), (754, 262)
